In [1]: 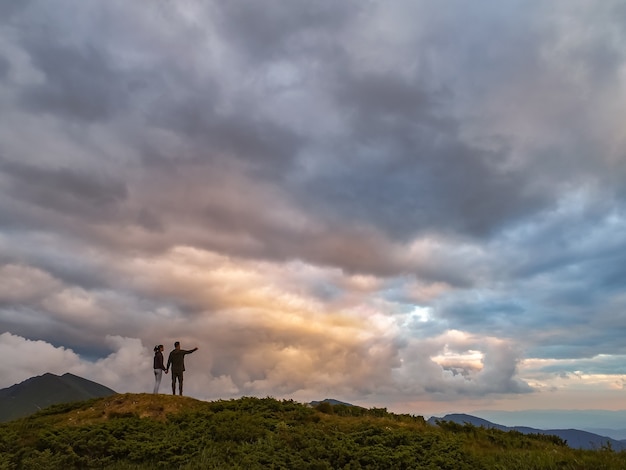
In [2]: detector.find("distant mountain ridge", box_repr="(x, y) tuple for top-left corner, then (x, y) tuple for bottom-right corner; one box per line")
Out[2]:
(428, 413), (626, 451)
(309, 398), (355, 407)
(475, 409), (626, 436)
(0, 372), (117, 422)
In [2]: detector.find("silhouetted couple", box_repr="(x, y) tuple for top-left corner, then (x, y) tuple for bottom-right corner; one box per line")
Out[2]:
(153, 341), (198, 395)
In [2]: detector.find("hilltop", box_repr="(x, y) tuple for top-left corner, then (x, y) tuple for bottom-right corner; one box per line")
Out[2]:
(2, 394), (626, 469)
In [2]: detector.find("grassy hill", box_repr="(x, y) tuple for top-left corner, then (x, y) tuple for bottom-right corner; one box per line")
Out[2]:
(1, 394), (625, 469)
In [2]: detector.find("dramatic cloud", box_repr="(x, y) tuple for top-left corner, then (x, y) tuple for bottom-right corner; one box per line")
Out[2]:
(1, 0), (626, 415)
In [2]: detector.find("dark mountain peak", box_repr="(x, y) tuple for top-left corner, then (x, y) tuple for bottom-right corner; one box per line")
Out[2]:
(0, 372), (117, 422)
(440, 413), (491, 424)
(310, 398), (355, 407)
(431, 413), (508, 431)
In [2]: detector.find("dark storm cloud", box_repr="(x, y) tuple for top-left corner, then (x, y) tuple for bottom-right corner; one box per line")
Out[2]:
(0, 54), (9, 81)
(21, 251), (114, 292)
(18, 40), (132, 122)
(292, 131), (547, 241)
(0, 160), (128, 219)
(0, 0), (33, 22)
(562, 2), (626, 85)
(152, 97), (304, 176)
(4, 0), (551, 255)
(252, 12), (557, 241)
(136, 208), (165, 232)
(0, 305), (111, 359)
(213, 0), (359, 62)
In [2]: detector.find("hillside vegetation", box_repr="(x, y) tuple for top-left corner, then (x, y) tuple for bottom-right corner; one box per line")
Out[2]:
(1, 394), (625, 469)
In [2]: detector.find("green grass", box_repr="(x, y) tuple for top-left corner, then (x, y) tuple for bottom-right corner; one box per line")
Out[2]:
(0, 394), (625, 469)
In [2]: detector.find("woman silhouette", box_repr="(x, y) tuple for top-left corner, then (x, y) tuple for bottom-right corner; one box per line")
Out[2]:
(153, 344), (167, 394)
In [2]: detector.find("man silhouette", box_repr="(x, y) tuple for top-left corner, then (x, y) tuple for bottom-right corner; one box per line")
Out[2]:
(166, 341), (198, 396)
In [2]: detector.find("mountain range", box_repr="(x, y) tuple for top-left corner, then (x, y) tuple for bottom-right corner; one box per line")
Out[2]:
(0, 372), (117, 422)
(473, 409), (626, 440)
(428, 413), (626, 451)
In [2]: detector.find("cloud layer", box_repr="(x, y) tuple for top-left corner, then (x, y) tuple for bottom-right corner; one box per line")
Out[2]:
(1, 0), (626, 413)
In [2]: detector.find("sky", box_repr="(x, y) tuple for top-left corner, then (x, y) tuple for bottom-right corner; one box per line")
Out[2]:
(1, 0), (626, 420)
